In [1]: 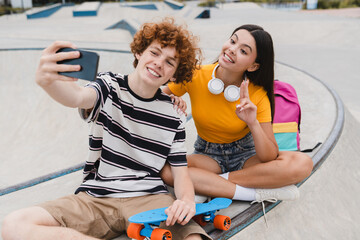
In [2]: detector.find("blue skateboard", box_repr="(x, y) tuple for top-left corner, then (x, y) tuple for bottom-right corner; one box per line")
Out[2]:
(127, 198), (232, 240)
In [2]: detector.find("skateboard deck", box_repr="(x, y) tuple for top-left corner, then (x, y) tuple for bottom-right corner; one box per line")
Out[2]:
(127, 198), (232, 240)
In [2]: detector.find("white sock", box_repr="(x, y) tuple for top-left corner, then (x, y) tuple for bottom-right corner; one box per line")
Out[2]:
(233, 185), (256, 201)
(219, 172), (229, 180)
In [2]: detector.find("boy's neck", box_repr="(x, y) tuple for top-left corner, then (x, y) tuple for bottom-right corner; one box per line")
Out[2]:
(127, 72), (159, 99)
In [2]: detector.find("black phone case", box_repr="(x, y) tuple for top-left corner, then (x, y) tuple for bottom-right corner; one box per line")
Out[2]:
(57, 48), (99, 81)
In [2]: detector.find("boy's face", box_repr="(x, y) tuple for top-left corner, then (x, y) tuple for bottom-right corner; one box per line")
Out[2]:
(135, 41), (179, 88)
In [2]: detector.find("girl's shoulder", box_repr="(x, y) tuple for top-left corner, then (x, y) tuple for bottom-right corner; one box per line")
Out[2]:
(198, 63), (217, 72)
(248, 82), (268, 100)
(193, 63), (217, 79)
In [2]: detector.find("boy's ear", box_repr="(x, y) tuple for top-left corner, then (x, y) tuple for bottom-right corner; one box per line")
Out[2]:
(247, 63), (260, 72)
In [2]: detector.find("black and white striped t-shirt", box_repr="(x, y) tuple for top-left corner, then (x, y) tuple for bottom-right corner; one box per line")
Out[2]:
(75, 72), (187, 198)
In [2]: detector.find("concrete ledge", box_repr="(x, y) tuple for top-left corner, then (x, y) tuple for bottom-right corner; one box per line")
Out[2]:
(176, 6), (211, 19)
(196, 9), (210, 19)
(26, 3), (63, 19)
(73, 1), (101, 17)
(126, 2), (158, 10)
(106, 18), (140, 37)
(164, 0), (184, 10)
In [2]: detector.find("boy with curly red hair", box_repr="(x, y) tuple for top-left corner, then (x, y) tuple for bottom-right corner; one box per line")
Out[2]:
(2, 18), (209, 240)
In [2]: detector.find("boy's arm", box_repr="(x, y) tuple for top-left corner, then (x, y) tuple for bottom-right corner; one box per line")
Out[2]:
(35, 41), (97, 109)
(165, 166), (196, 226)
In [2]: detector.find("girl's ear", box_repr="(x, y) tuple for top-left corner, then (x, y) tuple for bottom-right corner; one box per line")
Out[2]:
(170, 77), (176, 82)
(135, 53), (141, 60)
(247, 63), (260, 72)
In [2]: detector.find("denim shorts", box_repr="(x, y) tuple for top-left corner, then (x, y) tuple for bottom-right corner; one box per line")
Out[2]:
(193, 132), (256, 173)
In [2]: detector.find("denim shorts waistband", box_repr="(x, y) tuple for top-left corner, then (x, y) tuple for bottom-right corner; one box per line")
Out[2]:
(196, 132), (253, 149)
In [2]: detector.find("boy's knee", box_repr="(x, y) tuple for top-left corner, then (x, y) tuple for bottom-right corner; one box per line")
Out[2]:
(2, 207), (50, 240)
(2, 210), (25, 239)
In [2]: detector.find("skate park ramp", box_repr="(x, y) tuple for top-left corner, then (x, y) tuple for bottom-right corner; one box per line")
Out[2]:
(1, 2), (360, 239)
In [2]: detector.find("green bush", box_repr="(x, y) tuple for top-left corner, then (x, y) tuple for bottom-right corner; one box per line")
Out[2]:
(0, 6), (25, 15)
(198, 0), (217, 7)
(316, 0), (359, 8)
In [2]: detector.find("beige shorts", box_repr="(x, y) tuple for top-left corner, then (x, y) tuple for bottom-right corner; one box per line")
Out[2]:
(39, 192), (211, 240)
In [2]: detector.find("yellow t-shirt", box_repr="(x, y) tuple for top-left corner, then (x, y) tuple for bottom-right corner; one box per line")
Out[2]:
(168, 64), (272, 144)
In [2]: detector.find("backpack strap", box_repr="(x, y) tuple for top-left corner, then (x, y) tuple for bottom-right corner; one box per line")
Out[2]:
(300, 142), (322, 153)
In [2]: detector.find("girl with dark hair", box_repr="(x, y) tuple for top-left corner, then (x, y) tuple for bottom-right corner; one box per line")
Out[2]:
(161, 25), (313, 204)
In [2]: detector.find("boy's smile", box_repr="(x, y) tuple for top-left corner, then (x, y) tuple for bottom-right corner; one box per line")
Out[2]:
(129, 41), (179, 99)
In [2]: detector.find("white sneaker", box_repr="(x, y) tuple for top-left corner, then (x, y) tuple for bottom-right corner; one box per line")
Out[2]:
(251, 185), (299, 227)
(254, 185), (300, 203)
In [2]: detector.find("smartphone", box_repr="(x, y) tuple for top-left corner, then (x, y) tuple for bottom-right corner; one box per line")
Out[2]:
(57, 48), (99, 81)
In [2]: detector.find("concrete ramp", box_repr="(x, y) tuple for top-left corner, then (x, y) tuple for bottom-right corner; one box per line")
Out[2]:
(229, 108), (360, 240)
(0, 49), (134, 194)
(125, 2), (158, 10)
(106, 18), (141, 37)
(175, 5), (211, 20)
(26, 3), (63, 19)
(164, 0), (184, 10)
(73, 1), (101, 17)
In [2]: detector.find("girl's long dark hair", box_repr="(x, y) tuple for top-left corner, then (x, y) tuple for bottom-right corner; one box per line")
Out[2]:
(231, 25), (275, 120)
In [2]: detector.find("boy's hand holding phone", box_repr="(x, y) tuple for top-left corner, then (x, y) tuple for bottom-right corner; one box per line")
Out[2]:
(57, 47), (99, 82)
(35, 41), (99, 88)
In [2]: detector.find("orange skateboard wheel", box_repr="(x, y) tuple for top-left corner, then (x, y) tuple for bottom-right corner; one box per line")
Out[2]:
(151, 228), (172, 240)
(127, 223), (145, 240)
(213, 215), (231, 230)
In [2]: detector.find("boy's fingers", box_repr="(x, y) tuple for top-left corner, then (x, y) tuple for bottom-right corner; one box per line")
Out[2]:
(165, 207), (173, 226)
(55, 63), (81, 73)
(52, 50), (81, 62)
(179, 207), (195, 225)
(44, 41), (77, 54)
(165, 205), (179, 226)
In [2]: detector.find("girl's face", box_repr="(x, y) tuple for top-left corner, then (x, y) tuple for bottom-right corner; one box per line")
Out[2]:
(219, 29), (259, 74)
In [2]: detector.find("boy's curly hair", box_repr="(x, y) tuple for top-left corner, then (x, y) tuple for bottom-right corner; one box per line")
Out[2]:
(130, 18), (201, 84)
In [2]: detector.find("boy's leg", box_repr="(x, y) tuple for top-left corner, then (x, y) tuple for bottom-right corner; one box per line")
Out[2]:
(1, 206), (97, 240)
(2, 192), (126, 240)
(122, 193), (212, 240)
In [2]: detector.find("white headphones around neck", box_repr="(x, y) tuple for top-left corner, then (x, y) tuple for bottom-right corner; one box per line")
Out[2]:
(208, 64), (243, 102)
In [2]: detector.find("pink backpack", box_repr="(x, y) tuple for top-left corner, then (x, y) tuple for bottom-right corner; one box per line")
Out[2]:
(272, 80), (301, 151)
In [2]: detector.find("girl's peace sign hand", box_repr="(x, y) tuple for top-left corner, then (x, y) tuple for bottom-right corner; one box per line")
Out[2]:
(235, 80), (257, 126)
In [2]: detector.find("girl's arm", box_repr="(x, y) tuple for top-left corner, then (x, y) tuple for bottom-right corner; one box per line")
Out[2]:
(236, 80), (278, 162)
(163, 86), (187, 115)
(248, 121), (278, 162)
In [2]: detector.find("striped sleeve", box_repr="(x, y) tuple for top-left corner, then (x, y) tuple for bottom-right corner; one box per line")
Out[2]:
(80, 72), (112, 122)
(167, 114), (187, 167)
